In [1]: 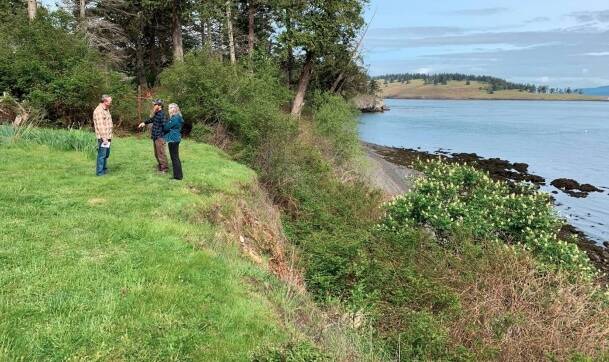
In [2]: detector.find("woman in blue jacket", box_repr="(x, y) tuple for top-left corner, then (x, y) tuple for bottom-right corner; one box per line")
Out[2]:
(164, 103), (184, 180)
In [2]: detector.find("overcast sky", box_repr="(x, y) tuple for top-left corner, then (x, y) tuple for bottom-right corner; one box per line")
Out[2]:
(363, 1), (609, 88)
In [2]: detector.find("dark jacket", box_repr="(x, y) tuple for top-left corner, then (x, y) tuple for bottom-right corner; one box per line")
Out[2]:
(163, 114), (183, 143)
(145, 110), (165, 140)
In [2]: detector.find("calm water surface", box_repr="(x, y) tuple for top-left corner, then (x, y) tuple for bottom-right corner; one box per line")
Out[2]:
(359, 99), (609, 244)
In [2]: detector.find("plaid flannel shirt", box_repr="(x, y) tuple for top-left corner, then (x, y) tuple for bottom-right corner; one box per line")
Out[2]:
(145, 110), (166, 140)
(93, 104), (113, 140)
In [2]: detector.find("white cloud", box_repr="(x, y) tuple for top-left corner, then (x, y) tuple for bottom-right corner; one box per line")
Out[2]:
(415, 67), (433, 74)
(584, 51), (609, 56)
(582, 68), (589, 74)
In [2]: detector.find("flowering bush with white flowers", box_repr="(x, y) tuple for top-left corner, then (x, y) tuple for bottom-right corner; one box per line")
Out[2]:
(379, 160), (596, 279)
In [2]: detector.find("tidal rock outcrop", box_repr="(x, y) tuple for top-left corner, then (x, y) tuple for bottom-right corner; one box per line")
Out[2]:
(351, 95), (389, 113)
(551, 178), (602, 198)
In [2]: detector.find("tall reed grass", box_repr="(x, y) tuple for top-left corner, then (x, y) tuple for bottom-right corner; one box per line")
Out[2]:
(0, 125), (96, 156)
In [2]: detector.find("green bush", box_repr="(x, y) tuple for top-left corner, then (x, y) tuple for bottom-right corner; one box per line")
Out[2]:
(189, 122), (213, 143)
(311, 91), (361, 164)
(158, 52), (294, 160)
(378, 160), (596, 279)
(0, 9), (136, 126)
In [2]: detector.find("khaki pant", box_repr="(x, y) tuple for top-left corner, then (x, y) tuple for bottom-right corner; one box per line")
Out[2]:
(154, 138), (168, 172)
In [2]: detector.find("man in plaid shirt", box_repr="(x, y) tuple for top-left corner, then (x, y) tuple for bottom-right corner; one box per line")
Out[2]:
(138, 99), (168, 172)
(93, 95), (113, 176)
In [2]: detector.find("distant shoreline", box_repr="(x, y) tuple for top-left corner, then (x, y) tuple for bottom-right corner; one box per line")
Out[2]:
(380, 79), (608, 102)
(385, 96), (609, 102)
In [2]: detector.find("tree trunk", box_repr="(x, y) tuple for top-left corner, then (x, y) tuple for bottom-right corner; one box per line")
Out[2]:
(226, 0), (236, 64)
(247, 1), (256, 55)
(79, 0), (85, 19)
(206, 20), (213, 48)
(290, 51), (314, 117)
(172, 0), (184, 63)
(78, 0), (86, 32)
(200, 20), (205, 48)
(27, 0), (36, 20)
(136, 11), (146, 87)
(330, 72), (344, 93)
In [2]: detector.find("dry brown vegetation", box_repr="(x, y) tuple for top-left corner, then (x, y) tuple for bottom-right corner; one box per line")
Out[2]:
(187, 182), (305, 292)
(441, 243), (609, 361)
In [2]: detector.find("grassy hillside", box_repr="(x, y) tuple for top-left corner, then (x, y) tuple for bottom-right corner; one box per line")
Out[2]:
(381, 79), (606, 101)
(0, 129), (292, 360)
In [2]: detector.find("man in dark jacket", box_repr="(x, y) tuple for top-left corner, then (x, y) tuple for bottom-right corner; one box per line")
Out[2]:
(138, 99), (168, 172)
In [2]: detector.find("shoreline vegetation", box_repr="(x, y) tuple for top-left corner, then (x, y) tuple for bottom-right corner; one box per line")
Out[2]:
(380, 79), (608, 101)
(365, 142), (609, 279)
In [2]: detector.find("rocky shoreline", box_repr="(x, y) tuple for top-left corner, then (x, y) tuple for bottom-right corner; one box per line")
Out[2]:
(365, 142), (609, 279)
(351, 95), (389, 113)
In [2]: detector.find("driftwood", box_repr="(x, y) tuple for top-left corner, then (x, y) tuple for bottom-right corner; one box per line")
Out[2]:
(14, 112), (29, 127)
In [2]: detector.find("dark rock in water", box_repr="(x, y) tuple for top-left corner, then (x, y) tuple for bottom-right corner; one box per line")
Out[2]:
(351, 95), (388, 113)
(524, 174), (545, 184)
(551, 178), (580, 190)
(580, 183), (602, 192)
(551, 178), (603, 198)
(603, 241), (609, 248)
(552, 191), (559, 194)
(453, 153), (481, 162)
(513, 162), (529, 173)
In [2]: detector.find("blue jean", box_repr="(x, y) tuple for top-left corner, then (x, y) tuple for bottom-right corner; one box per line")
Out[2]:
(96, 139), (111, 176)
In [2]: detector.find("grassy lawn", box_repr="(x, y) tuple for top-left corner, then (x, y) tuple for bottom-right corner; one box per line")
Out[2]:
(381, 79), (606, 101)
(0, 132), (287, 360)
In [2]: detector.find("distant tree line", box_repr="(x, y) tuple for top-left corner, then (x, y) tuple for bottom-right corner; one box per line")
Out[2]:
(371, 73), (584, 95)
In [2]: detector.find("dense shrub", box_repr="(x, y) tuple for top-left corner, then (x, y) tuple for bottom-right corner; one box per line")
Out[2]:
(188, 122), (213, 143)
(0, 9), (135, 126)
(379, 160), (596, 279)
(159, 52), (294, 160)
(310, 92), (361, 164)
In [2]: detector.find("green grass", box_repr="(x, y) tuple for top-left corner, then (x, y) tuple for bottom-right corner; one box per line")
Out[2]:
(0, 131), (289, 360)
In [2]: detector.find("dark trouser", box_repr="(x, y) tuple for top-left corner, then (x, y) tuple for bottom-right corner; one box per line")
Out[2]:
(168, 142), (183, 180)
(96, 139), (111, 176)
(153, 138), (168, 172)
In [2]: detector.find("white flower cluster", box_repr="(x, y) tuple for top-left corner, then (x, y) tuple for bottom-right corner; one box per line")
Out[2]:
(379, 160), (597, 280)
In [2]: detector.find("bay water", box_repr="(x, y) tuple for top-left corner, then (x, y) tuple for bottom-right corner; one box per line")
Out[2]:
(359, 99), (609, 244)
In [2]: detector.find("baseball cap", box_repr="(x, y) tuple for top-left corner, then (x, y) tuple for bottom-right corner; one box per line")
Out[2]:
(152, 99), (164, 106)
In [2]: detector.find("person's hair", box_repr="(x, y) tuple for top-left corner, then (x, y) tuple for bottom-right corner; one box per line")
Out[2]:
(101, 94), (112, 103)
(168, 103), (182, 117)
